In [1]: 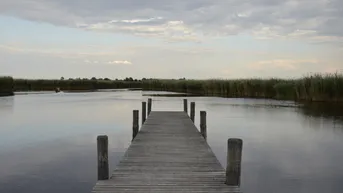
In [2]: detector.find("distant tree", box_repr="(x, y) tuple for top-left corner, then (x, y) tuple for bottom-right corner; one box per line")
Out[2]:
(142, 78), (146, 81)
(91, 77), (97, 81)
(60, 77), (64, 80)
(115, 78), (119, 81)
(104, 78), (111, 81)
(134, 79), (138, 82)
(68, 78), (73, 80)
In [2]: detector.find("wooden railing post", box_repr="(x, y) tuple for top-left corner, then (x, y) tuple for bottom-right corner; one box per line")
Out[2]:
(183, 99), (188, 113)
(142, 102), (146, 124)
(132, 110), (139, 140)
(190, 102), (195, 122)
(148, 98), (152, 115)
(200, 111), (207, 139)
(97, 135), (109, 180)
(226, 138), (243, 186)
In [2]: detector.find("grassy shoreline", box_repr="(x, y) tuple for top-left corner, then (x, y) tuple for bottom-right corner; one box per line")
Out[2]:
(13, 79), (142, 91)
(1, 74), (343, 102)
(142, 73), (343, 103)
(0, 76), (14, 97)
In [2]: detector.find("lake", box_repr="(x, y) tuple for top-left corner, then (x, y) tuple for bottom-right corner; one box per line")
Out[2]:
(0, 90), (343, 193)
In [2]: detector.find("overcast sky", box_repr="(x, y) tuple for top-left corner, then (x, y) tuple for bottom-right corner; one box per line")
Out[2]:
(1, 0), (343, 79)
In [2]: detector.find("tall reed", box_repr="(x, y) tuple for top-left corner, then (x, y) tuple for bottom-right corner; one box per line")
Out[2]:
(0, 76), (14, 96)
(142, 73), (343, 102)
(13, 79), (142, 91)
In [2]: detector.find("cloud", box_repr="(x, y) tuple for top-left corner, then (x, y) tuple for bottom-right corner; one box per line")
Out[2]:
(324, 67), (343, 73)
(108, 17), (163, 24)
(84, 60), (99, 64)
(107, 60), (132, 65)
(78, 19), (200, 42)
(250, 59), (319, 70)
(83, 59), (132, 65)
(1, 0), (343, 44)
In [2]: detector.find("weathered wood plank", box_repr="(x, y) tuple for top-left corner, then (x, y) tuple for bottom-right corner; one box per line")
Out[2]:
(93, 111), (241, 193)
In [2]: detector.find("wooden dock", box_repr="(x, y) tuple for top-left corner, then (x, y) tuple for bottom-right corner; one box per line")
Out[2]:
(93, 99), (242, 193)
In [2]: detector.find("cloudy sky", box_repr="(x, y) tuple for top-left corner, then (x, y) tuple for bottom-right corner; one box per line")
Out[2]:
(1, 0), (343, 79)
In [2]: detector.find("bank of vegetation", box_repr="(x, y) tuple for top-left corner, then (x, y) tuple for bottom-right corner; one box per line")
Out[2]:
(0, 77), (141, 94)
(13, 79), (142, 91)
(1, 74), (343, 102)
(0, 76), (14, 96)
(142, 73), (343, 102)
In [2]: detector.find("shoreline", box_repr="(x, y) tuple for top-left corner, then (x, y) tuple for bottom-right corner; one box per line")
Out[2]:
(0, 92), (14, 97)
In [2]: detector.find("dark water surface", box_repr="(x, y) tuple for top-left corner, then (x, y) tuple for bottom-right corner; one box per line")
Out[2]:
(0, 91), (343, 193)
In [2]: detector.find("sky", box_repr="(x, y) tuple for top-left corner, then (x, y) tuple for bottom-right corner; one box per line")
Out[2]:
(1, 0), (343, 79)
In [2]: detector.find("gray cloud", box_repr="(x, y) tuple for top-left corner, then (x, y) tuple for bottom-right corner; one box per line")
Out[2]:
(1, 0), (343, 44)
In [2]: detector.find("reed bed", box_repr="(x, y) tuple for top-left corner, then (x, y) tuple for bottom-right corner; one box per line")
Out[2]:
(142, 73), (343, 102)
(12, 79), (142, 91)
(0, 76), (14, 96)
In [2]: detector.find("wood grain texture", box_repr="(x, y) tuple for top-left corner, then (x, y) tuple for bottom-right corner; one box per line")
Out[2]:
(93, 111), (241, 193)
(142, 102), (146, 124)
(190, 102), (195, 123)
(183, 99), (188, 113)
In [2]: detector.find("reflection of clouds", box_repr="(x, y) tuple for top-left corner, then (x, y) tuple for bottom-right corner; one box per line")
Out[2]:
(0, 134), (128, 181)
(202, 98), (343, 193)
(1, 91), (343, 193)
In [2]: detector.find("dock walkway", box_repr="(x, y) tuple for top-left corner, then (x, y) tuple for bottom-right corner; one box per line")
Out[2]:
(93, 101), (242, 193)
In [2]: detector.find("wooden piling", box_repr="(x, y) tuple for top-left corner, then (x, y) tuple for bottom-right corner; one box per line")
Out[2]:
(142, 102), (146, 124)
(133, 110), (139, 140)
(190, 102), (195, 122)
(183, 99), (188, 113)
(226, 138), (243, 186)
(148, 98), (152, 115)
(200, 111), (207, 139)
(97, 135), (109, 180)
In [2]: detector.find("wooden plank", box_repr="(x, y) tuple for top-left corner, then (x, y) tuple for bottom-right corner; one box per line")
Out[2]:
(93, 111), (241, 193)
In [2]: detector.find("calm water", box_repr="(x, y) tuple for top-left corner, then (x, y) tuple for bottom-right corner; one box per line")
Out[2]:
(0, 91), (343, 193)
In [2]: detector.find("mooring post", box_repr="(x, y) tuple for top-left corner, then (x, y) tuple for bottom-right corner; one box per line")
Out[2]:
(190, 102), (195, 122)
(142, 102), (146, 124)
(148, 98), (152, 115)
(200, 111), (207, 139)
(97, 135), (109, 180)
(226, 138), (243, 186)
(183, 99), (188, 113)
(132, 110), (139, 140)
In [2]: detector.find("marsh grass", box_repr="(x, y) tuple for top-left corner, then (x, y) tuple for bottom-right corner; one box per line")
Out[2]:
(0, 76), (14, 96)
(142, 73), (343, 102)
(2, 73), (343, 101)
(12, 79), (142, 91)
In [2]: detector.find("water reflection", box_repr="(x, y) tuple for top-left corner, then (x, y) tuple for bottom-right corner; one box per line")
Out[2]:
(0, 135), (125, 193)
(0, 96), (14, 114)
(299, 103), (343, 131)
(0, 92), (343, 193)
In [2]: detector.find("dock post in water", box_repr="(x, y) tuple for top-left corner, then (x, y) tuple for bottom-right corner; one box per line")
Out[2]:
(200, 111), (207, 139)
(148, 98), (152, 115)
(132, 110), (139, 140)
(97, 135), (109, 180)
(142, 102), (146, 124)
(190, 102), (195, 122)
(226, 138), (243, 186)
(183, 99), (188, 113)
